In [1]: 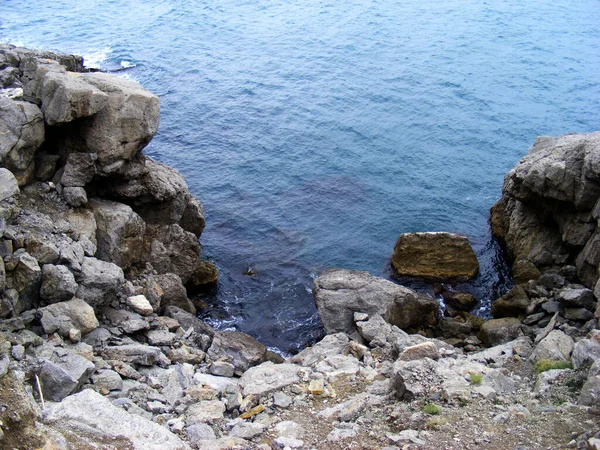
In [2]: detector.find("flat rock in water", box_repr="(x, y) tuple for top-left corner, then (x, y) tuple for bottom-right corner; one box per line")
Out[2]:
(391, 232), (479, 281)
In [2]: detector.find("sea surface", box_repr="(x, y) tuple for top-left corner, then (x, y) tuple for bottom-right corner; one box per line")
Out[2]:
(2, 0), (599, 353)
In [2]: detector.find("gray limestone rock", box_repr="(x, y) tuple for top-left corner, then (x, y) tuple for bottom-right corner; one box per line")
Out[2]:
(92, 369), (123, 391)
(290, 333), (349, 367)
(76, 257), (124, 308)
(185, 400), (226, 425)
(89, 199), (146, 269)
(39, 298), (99, 337)
(7, 251), (41, 312)
(477, 318), (522, 347)
(35, 70), (108, 125)
(100, 344), (164, 366)
(62, 186), (88, 207)
(208, 331), (266, 374)
(185, 423), (216, 444)
(572, 335), (600, 369)
(557, 287), (596, 310)
(40, 264), (78, 303)
(530, 330), (574, 362)
(77, 72), (160, 172)
(146, 329), (176, 346)
(0, 97), (44, 175)
(43, 389), (190, 449)
(239, 362), (301, 397)
(156, 273), (195, 314)
(103, 307), (149, 334)
(578, 375), (600, 407)
(313, 268), (438, 335)
(39, 352), (95, 401)
(180, 197), (206, 236)
(0, 168), (19, 201)
(491, 285), (530, 318)
(146, 224), (201, 284)
(61, 152), (98, 187)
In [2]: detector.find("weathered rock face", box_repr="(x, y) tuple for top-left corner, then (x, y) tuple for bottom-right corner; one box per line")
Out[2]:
(313, 269), (438, 335)
(391, 232), (479, 281)
(491, 132), (600, 288)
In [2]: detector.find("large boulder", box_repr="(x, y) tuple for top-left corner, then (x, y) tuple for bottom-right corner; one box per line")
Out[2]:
(491, 132), (600, 287)
(106, 157), (191, 226)
(38, 298), (99, 336)
(6, 251), (41, 312)
(391, 232), (479, 281)
(207, 331), (267, 375)
(76, 257), (124, 308)
(43, 389), (190, 449)
(529, 330), (574, 362)
(39, 264), (78, 303)
(491, 285), (530, 318)
(0, 168), (19, 202)
(477, 318), (522, 347)
(38, 352), (95, 401)
(89, 199), (146, 269)
(27, 64), (109, 125)
(145, 224), (201, 283)
(313, 269), (438, 335)
(77, 72), (160, 173)
(0, 97), (44, 179)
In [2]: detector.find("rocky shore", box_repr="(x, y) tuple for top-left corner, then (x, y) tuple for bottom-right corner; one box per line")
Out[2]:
(0, 45), (599, 450)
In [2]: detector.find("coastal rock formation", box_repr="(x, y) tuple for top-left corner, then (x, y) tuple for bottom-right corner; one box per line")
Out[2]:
(391, 232), (479, 281)
(491, 132), (600, 289)
(313, 268), (439, 335)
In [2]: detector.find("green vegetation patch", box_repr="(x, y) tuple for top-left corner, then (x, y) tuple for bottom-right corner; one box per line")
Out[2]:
(469, 372), (483, 385)
(534, 359), (573, 374)
(423, 403), (442, 415)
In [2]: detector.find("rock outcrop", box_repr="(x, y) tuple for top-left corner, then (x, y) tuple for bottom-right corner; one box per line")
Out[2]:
(491, 132), (600, 289)
(313, 268), (439, 335)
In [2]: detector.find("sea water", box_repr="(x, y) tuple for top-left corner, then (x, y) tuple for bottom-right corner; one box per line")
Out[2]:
(2, 0), (599, 353)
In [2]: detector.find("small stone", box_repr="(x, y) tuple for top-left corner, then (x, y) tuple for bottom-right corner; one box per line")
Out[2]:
(210, 361), (235, 377)
(146, 400), (168, 413)
(127, 295), (154, 316)
(272, 392), (293, 408)
(186, 423), (216, 443)
(146, 329), (176, 346)
(354, 312), (369, 322)
(10, 344), (25, 361)
(238, 404), (264, 419)
(69, 328), (82, 343)
(308, 379), (324, 395)
(230, 421), (266, 439)
(274, 436), (304, 449)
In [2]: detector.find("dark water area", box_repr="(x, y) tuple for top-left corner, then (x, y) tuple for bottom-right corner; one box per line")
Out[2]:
(2, 0), (599, 353)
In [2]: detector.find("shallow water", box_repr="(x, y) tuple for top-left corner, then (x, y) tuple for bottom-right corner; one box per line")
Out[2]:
(2, 0), (599, 353)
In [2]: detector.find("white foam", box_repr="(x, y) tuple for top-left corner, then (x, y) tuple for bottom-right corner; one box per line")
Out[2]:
(82, 47), (110, 69)
(120, 60), (136, 69)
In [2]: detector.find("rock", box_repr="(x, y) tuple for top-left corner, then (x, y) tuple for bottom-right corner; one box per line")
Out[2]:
(529, 330), (574, 362)
(76, 72), (160, 172)
(39, 264), (78, 303)
(315, 354), (360, 378)
(92, 369), (123, 392)
(273, 392), (293, 408)
(210, 361), (235, 377)
(557, 287), (596, 310)
(491, 285), (530, 318)
(39, 298), (99, 336)
(146, 224), (201, 284)
(274, 437), (304, 449)
(0, 168), (19, 201)
(62, 186), (88, 207)
(572, 336), (600, 369)
(103, 307), (149, 334)
(442, 291), (477, 312)
(90, 199), (146, 269)
(180, 197), (206, 236)
(169, 345), (206, 365)
(564, 307), (594, 321)
(398, 342), (439, 361)
(193, 373), (238, 395)
(187, 261), (219, 292)
(186, 422), (216, 444)
(578, 375), (600, 407)
(313, 269), (438, 335)
(391, 232), (479, 281)
(62, 209), (97, 252)
(108, 157), (190, 225)
(163, 305), (214, 350)
(512, 259), (542, 284)
(39, 352), (95, 401)
(477, 318), (522, 347)
(100, 344), (164, 366)
(156, 273), (195, 314)
(239, 362), (301, 396)
(0, 97), (44, 175)
(7, 251), (41, 312)
(317, 392), (369, 421)
(60, 152), (98, 187)
(76, 257), (124, 308)
(43, 389), (189, 449)
(230, 421), (266, 439)
(290, 333), (349, 367)
(146, 329), (176, 346)
(125, 294), (153, 316)
(208, 331), (266, 374)
(186, 400), (225, 425)
(274, 420), (304, 439)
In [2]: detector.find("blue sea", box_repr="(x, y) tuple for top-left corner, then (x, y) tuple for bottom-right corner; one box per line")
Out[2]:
(2, 0), (599, 353)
